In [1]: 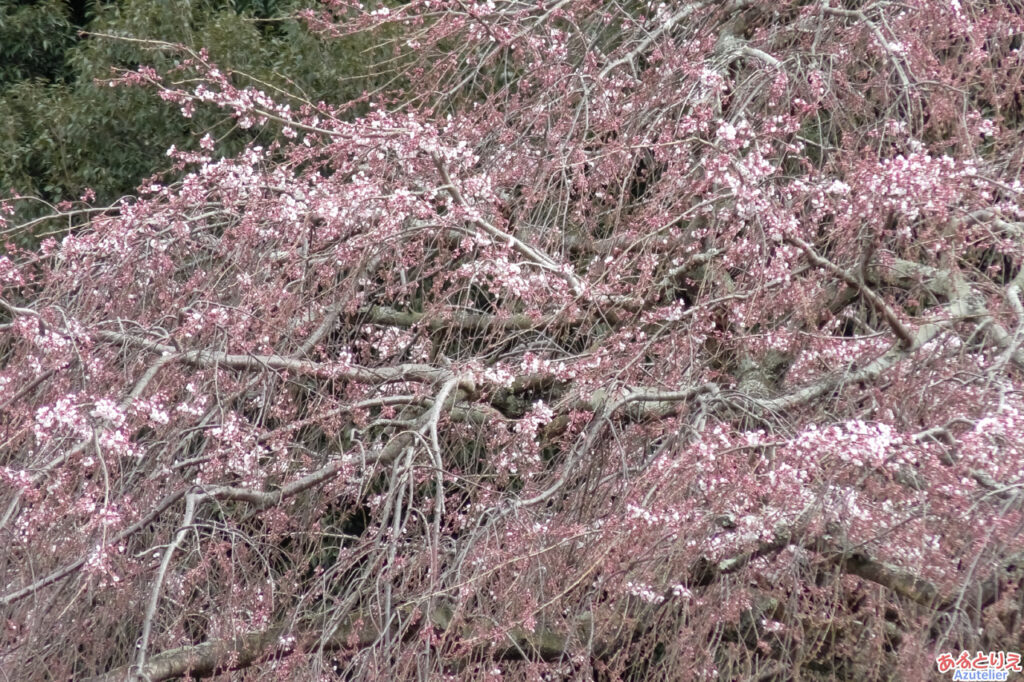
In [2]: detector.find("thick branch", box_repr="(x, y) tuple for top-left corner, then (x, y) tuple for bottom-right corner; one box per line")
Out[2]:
(87, 603), (597, 681)
(840, 552), (940, 606)
(787, 236), (915, 347)
(751, 262), (991, 413)
(86, 538), (1018, 681)
(95, 329), (449, 384)
(878, 257), (1024, 370)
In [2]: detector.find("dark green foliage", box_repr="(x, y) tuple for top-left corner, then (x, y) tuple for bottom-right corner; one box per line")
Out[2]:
(0, 0), (76, 86)
(0, 0), (389, 231)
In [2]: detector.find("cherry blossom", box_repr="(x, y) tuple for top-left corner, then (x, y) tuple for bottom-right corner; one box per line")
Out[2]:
(3, 0), (1024, 680)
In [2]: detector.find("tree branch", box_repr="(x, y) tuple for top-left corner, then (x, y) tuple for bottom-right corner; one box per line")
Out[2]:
(85, 538), (1020, 681)
(787, 235), (915, 348)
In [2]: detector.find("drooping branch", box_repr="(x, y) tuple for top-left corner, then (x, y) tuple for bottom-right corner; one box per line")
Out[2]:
(0, 489), (187, 607)
(0, 458), (352, 607)
(786, 235), (916, 348)
(432, 154), (585, 297)
(4, 1), (1024, 678)
(598, 0), (725, 78)
(84, 537), (1022, 681)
